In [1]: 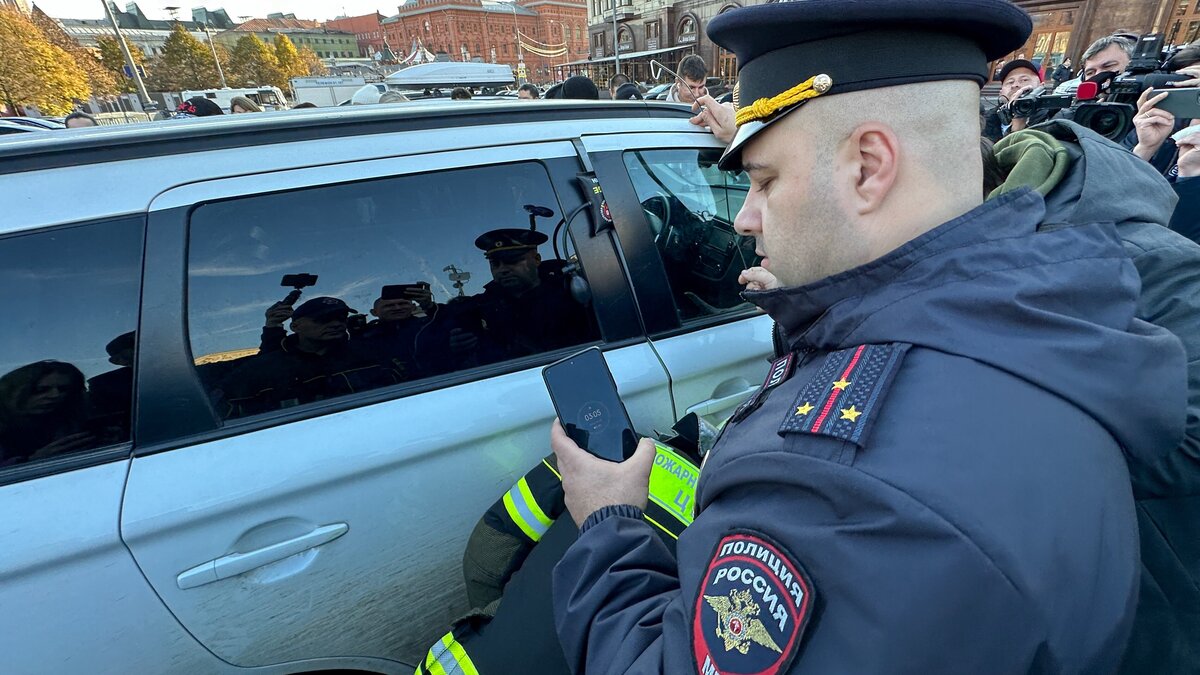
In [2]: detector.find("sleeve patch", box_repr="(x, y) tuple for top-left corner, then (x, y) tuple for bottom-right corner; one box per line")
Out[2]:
(779, 342), (909, 446)
(692, 530), (814, 675)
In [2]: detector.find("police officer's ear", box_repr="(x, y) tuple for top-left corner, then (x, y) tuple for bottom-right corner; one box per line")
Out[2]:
(844, 122), (901, 216)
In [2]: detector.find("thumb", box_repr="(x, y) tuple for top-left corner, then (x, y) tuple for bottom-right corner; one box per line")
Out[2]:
(630, 437), (658, 474)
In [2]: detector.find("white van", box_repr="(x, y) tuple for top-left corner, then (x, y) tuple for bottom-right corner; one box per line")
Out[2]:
(181, 86), (289, 112)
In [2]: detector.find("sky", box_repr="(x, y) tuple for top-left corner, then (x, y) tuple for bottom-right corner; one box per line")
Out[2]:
(33, 0), (395, 23)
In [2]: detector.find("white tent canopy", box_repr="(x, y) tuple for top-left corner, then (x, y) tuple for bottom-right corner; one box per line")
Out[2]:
(385, 62), (515, 88)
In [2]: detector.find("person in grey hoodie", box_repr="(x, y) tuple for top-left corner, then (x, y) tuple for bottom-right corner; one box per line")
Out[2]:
(990, 120), (1200, 672)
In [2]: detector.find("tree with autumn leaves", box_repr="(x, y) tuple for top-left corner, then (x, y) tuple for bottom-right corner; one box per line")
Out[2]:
(146, 23), (226, 92)
(0, 6), (89, 115)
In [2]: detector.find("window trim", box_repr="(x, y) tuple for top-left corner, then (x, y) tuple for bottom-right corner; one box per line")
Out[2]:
(136, 144), (636, 454)
(582, 132), (755, 335)
(0, 214), (145, 483)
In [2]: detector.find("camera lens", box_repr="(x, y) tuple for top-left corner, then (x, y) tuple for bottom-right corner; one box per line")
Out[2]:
(1089, 110), (1121, 137)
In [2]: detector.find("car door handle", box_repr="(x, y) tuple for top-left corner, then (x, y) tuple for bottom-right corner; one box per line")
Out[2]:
(177, 523), (349, 590)
(685, 386), (760, 417)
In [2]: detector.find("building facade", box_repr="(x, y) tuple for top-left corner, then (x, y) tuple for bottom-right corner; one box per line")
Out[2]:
(326, 12), (388, 58)
(1001, 0), (1192, 70)
(578, 0), (753, 84)
(214, 17), (358, 59)
(577, 0), (1185, 86)
(380, 0), (587, 82)
(57, 3), (232, 58)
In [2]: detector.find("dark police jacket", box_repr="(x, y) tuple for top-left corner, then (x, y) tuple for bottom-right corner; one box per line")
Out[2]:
(552, 188), (1188, 674)
(1027, 120), (1200, 672)
(456, 271), (595, 362)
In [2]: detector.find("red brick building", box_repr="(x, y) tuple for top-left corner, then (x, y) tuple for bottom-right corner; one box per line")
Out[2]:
(381, 0), (588, 81)
(327, 12), (388, 58)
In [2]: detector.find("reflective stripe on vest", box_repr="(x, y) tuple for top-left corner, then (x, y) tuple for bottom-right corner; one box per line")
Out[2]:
(502, 475), (554, 542)
(418, 631), (480, 675)
(648, 443), (699, 527)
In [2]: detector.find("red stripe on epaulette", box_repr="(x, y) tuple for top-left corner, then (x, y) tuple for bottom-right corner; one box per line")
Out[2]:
(779, 343), (910, 446)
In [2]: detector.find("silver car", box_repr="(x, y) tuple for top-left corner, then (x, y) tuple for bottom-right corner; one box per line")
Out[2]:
(0, 101), (772, 674)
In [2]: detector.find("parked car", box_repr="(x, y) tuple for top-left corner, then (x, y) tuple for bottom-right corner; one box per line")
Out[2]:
(0, 101), (771, 674)
(0, 120), (42, 134)
(3, 116), (65, 130)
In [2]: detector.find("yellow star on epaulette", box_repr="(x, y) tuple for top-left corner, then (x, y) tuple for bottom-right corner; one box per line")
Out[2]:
(840, 405), (862, 422)
(795, 402), (814, 416)
(832, 379), (851, 391)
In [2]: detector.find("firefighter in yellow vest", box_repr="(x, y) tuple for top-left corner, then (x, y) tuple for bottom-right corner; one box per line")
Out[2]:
(416, 415), (714, 675)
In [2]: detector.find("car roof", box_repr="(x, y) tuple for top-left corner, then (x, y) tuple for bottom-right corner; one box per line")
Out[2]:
(0, 100), (694, 175)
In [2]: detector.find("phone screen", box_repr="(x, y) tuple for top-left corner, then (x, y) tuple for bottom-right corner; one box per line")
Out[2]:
(543, 347), (638, 462)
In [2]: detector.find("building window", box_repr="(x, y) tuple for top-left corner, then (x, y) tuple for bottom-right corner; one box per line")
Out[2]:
(1189, 20), (1200, 43)
(678, 16), (697, 44)
(1178, 0), (1190, 16)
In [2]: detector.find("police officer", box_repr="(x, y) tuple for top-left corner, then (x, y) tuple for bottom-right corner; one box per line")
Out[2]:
(548, 1), (1188, 673)
(217, 297), (402, 417)
(456, 228), (594, 362)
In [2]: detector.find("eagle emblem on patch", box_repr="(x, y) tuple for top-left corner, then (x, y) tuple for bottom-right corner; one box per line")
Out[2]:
(780, 342), (910, 446)
(693, 531), (814, 675)
(705, 589), (782, 655)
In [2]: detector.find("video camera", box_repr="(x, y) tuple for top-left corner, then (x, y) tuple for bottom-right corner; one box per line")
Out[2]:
(998, 33), (1188, 141)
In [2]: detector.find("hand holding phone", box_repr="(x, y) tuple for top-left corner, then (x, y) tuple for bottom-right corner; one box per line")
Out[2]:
(543, 347), (638, 462)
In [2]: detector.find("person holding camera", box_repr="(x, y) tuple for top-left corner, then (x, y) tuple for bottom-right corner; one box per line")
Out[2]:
(1128, 42), (1200, 178)
(994, 58), (1047, 135)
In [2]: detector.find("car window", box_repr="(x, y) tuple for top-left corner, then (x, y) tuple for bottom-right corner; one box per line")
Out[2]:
(622, 149), (758, 322)
(0, 219), (142, 470)
(188, 161), (600, 422)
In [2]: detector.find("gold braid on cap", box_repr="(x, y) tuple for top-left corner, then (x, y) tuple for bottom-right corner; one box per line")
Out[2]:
(734, 74), (833, 127)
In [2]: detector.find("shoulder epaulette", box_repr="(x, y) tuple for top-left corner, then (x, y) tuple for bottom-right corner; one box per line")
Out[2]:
(779, 342), (910, 446)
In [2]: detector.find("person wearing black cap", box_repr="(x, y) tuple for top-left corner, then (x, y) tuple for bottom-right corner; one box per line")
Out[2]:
(452, 227), (594, 362)
(548, 75), (599, 100)
(215, 296), (402, 418)
(995, 58), (1046, 133)
(547, 1), (1187, 673)
(174, 96), (224, 118)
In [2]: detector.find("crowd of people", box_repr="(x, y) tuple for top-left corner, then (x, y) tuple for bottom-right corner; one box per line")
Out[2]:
(206, 228), (596, 420)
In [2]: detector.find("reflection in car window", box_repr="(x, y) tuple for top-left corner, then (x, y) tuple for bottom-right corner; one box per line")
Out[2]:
(188, 161), (600, 421)
(0, 219), (142, 469)
(623, 149), (758, 321)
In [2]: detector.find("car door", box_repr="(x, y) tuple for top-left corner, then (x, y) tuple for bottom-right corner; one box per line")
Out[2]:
(121, 140), (676, 671)
(585, 132), (775, 426)
(0, 216), (223, 674)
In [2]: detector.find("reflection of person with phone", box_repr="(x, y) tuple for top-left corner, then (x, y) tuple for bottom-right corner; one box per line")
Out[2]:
(359, 283), (474, 378)
(217, 297), (403, 418)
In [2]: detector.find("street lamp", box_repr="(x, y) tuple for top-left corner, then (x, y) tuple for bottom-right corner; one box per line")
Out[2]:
(611, 0), (619, 75)
(101, 0), (153, 110)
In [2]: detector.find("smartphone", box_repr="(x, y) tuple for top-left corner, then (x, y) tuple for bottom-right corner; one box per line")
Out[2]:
(381, 283), (430, 299)
(1150, 87), (1200, 119)
(281, 273), (318, 289)
(542, 347), (638, 462)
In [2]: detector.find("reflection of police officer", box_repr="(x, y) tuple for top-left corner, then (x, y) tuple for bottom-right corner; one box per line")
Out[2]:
(547, 1), (1188, 673)
(217, 297), (402, 418)
(456, 229), (594, 361)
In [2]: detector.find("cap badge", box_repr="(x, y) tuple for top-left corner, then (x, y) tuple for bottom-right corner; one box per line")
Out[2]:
(734, 73), (834, 127)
